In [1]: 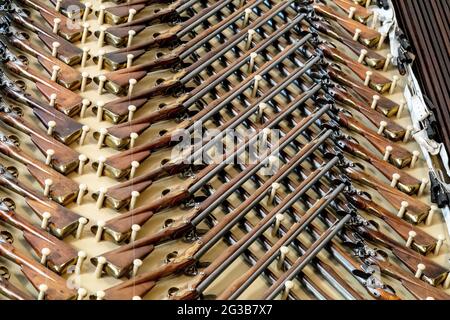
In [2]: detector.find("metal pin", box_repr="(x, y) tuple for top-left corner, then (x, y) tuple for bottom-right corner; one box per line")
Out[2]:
(97, 128), (108, 149)
(397, 99), (406, 119)
(245, 29), (256, 50)
(82, 2), (91, 22)
(51, 65), (60, 82)
(75, 251), (87, 275)
(377, 121), (387, 135)
(96, 156), (106, 177)
(52, 18), (61, 34)
(252, 75), (262, 98)
(45, 149), (54, 166)
(41, 211), (51, 229)
(130, 224), (141, 242)
(377, 32), (387, 50)
(95, 221), (105, 243)
(426, 205), (438, 226)
(445, 273), (450, 289)
(77, 183), (87, 206)
(403, 125), (413, 143)
(130, 161), (140, 179)
(242, 8), (251, 27)
(353, 28), (362, 41)
(127, 30), (136, 48)
(130, 191), (140, 210)
(389, 75), (399, 95)
(426, 296), (435, 300)
(348, 7), (356, 19)
(77, 288), (87, 300)
(49, 93), (57, 107)
(97, 75), (106, 95)
(38, 284), (48, 300)
(44, 179), (53, 197)
(358, 49), (368, 64)
(406, 231), (416, 248)
(281, 281), (294, 300)
(96, 187), (107, 209)
(77, 156), (87, 176)
(81, 47), (89, 68)
(98, 5), (106, 25)
(364, 71), (372, 86)
(98, 26), (107, 47)
(128, 8), (137, 22)
(97, 49), (105, 70)
(76, 217), (88, 239)
(55, 0), (62, 11)
(371, 11), (379, 29)
(397, 201), (408, 218)
(94, 256), (106, 277)
(277, 246), (289, 269)
(96, 291), (105, 300)
(129, 132), (138, 149)
(51, 42), (60, 57)
(248, 52), (257, 73)
(47, 121), (56, 136)
(371, 95), (380, 110)
(40, 247), (50, 265)
(81, 22), (90, 44)
(415, 263), (425, 278)
(418, 178), (429, 196)
(268, 182), (280, 205)
(409, 150), (420, 169)
(128, 79), (137, 97)
(127, 54), (134, 68)
(96, 101), (105, 122)
(434, 234), (445, 255)
(79, 125), (90, 145)
(132, 259), (143, 277)
(383, 146), (393, 161)
(390, 173), (401, 188)
(272, 213), (284, 237)
(366, 0), (371, 8)
(383, 53), (393, 72)
(257, 102), (268, 124)
(132, 296), (142, 300)
(80, 98), (90, 118)
(128, 105), (137, 121)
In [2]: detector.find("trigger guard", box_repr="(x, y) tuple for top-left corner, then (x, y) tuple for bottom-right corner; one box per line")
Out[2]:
(6, 166), (18, 178)
(11, 106), (23, 116)
(0, 230), (13, 244)
(0, 266), (10, 280)
(0, 197), (15, 210)
(7, 134), (20, 147)
(14, 80), (26, 91)
(17, 54), (28, 66)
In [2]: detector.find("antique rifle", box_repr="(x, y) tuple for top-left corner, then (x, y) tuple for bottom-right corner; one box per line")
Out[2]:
(0, 41), (83, 116)
(0, 21), (83, 90)
(0, 132), (80, 204)
(0, 164), (84, 238)
(0, 235), (77, 299)
(0, 70), (83, 145)
(0, 199), (78, 274)
(0, 267), (34, 300)
(0, 100), (84, 175)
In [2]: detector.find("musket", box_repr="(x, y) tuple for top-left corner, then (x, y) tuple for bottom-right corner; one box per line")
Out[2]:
(0, 20), (83, 90)
(0, 132), (80, 204)
(0, 266), (34, 300)
(344, 190), (437, 255)
(0, 99), (84, 175)
(97, 0), (235, 47)
(0, 199), (77, 274)
(0, 235), (77, 299)
(6, 5), (85, 65)
(94, 15), (312, 146)
(92, 46), (320, 180)
(328, 0), (372, 24)
(0, 164), (84, 238)
(0, 41), (83, 116)
(0, 70), (83, 145)
(15, 0), (84, 42)
(94, 0), (270, 70)
(97, 150), (336, 299)
(312, 2), (381, 47)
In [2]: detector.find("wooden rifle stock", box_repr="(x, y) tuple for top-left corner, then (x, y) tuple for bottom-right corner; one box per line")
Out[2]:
(0, 273), (34, 300)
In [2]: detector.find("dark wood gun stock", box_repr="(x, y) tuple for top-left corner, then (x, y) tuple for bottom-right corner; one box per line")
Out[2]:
(345, 192), (437, 255)
(313, 3), (380, 47)
(0, 241), (77, 299)
(0, 204), (77, 273)
(334, 110), (412, 168)
(330, 0), (372, 24)
(0, 108), (82, 174)
(0, 275), (34, 300)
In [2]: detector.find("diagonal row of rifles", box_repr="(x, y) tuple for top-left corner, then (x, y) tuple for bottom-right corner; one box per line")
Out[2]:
(0, 0), (447, 300)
